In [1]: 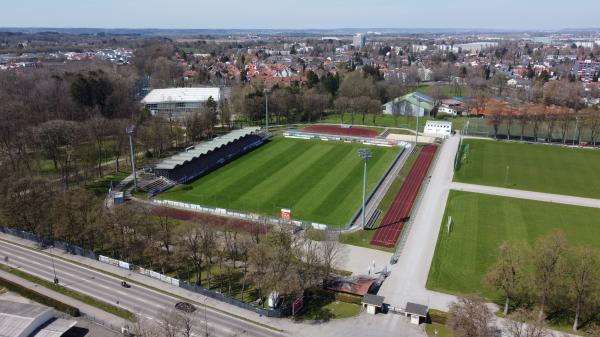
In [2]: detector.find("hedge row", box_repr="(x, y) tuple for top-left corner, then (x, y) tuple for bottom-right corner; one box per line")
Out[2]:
(0, 276), (80, 317)
(428, 308), (448, 324)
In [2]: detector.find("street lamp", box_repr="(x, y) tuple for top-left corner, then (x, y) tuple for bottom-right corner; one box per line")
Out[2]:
(263, 88), (270, 132)
(572, 116), (580, 146)
(51, 255), (59, 285)
(126, 126), (137, 192)
(415, 96), (422, 145)
(358, 149), (372, 229)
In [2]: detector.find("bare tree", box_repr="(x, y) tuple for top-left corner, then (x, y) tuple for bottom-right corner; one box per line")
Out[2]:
(447, 296), (494, 337)
(485, 241), (526, 315)
(504, 309), (550, 337)
(488, 104), (504, 139)
(586, 108), (600, 147)
(530, 230), (568, 319)
(563, 246), (599, 331)
(319, 239), (345, 281)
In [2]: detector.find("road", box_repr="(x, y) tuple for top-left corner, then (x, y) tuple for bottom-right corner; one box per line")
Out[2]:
(0, 240), (285, 337)
(450, 182), (600, 208)
(378, 134), (461, 311)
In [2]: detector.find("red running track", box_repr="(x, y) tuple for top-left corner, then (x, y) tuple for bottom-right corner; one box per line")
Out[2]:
(370, 145), (437, 248)
(302, 125), (379, 138)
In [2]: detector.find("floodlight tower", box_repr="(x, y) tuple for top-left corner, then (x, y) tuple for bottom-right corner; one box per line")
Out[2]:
(126, 126), (137, 192)
(415, 96), (422, 145)
(358, 148), (373, 229)
(264, 88), (270, 132)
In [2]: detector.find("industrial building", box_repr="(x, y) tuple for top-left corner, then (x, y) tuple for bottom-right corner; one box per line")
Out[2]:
(0, 300), (76, 337)
(141, 87), (221, 119)
(382, 92), (435, 117)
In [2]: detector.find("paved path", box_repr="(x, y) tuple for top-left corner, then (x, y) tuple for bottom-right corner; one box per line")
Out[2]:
(378, 134), (461, 311)
(450, 182), (600, 208)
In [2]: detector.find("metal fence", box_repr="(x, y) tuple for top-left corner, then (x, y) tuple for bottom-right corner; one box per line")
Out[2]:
(0, 227), (97, 260)
(179, 281), (292, 318)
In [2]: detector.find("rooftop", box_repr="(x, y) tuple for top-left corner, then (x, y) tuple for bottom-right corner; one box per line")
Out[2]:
(141, 87), (220, 105)
(405, 302), (429, 317)
(154, 127), (261, 170)
(0, 300), (75, 337)
(362, 294), (384, 307)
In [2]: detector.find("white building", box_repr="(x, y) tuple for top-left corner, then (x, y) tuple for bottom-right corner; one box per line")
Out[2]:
(424, 120), (452, 137)
(141, 87), (221, 119)
(0, 300), (76, 337)
(353, 33), (366, 49)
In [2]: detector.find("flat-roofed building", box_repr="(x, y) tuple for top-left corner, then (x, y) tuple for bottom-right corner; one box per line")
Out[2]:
(141, 87), (220, 119)
(0, 300), (76, 337)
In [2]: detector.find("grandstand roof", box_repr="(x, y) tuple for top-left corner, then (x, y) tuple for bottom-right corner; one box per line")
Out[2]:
(141, 87), (220, 104)
(154, 127), (261, 170)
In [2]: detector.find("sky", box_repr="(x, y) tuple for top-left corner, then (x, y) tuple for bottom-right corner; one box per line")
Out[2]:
(1, 0), (598, 31)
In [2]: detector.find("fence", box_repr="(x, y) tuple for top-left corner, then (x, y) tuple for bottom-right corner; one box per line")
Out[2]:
(0, 226), (97, 260)
(152, 199), (329, 231)
(179, 281), (293, 318)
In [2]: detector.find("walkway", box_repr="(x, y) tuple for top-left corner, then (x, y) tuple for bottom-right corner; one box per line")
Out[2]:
(450, 182), (600, 209)
(378, 134), (461, 311)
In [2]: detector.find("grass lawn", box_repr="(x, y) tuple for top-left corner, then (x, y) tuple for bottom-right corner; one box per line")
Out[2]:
(454, 139), (600, 199)
(426, 323), (454, 337)
(84, 171), (131, 196)
(158, 137), (400, 227)
(294, 289), (361, 321)
(427, 191), (600, 299)
(340, 145), (423, 252)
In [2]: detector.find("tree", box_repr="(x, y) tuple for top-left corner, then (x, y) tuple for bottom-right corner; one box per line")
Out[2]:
(586, 108), (600, 147)
(319, 238), (344, 281)
(485, 241), (526, 315)
(504, 309), (550, 337)
(563, 246), (599, 331)
(334, 96), (351, 124)
(517, 107), (530, 141)
(447, 296), (494, 337)
(488, 103), (504, 139)
(530, 230), (568, 319)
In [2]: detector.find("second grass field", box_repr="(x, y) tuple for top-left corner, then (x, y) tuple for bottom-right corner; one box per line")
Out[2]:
(427, 190), (600, 299)
(158, 137), (401, 227)
(454, 139), (600, 198)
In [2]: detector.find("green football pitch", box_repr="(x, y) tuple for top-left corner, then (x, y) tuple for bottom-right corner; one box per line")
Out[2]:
(158, 137), (401, 227)
(454, 139), (600, 199)
(427, 191), (600, 298)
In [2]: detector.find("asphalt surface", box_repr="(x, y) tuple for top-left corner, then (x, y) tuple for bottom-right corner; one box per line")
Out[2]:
(378, 134), (460, 311)
(0, 240), (285, 337)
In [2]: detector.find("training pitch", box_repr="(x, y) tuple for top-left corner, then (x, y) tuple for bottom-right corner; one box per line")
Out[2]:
(158, 137), (401, 227)
(427, 190), (600, 298)
(454, 139), (600, 198)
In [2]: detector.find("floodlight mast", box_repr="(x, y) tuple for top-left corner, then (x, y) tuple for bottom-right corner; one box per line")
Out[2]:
(358, 149), (373, 229)
(264, 88), (270, 132)
(126, 126), (137, 192)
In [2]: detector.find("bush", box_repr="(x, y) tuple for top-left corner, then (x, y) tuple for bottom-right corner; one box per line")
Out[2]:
(0, 276), (80, 316)
(428, 309), (448, 324)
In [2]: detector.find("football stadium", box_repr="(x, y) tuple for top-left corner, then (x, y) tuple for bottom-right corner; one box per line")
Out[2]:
(150, 127), (408, 228)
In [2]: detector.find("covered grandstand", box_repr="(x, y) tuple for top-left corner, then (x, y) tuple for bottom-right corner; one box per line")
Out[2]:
(153, 127), (266, 184)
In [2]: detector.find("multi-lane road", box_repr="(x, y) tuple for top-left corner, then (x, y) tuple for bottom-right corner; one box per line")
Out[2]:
(0, 240), (285, 337)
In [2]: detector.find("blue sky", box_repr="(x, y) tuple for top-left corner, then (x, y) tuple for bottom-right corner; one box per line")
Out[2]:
(1, 0), (598, 30)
